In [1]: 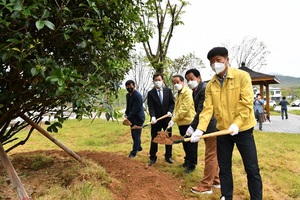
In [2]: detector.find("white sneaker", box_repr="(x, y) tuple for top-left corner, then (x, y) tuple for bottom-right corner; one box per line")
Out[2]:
(213, 184), (221, 188)
(191, 187), (213, 194)
(220, 196), (225, 200)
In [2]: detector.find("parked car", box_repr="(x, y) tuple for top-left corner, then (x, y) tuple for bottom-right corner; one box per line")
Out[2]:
(264, 100), (277, 108)
(291, 100), (300, 107)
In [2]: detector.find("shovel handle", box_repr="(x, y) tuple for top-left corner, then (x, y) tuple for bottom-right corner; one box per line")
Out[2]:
(143, 113), (171, 128)
(156, 113), (172, 121)
(173, 129), (233, 143)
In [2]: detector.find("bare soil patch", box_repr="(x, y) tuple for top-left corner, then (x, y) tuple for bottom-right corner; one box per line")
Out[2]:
(0, 150), (197, 200)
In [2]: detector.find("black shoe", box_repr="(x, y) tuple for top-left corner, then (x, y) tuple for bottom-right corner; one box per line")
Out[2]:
(138, 147), (143, 152)
(184, 167), (195, 174)
(181, 162), (188, 168)
(148, 159), (156, 166)
(165, 158), (174, 164)
(128, 153), (136, 158)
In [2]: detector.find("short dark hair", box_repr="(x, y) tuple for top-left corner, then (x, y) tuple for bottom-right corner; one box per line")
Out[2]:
(185, 68), (201, 79)
(153, 72), (164, 80)
(172, 74), (184, 82)
(207, 47), (228, 60)
(282, 96), (286, 100)
(125, 80), (135, 86)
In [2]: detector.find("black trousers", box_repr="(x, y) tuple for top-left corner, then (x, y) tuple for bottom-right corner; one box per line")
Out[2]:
(255, 111), (263, 130)
(149, 121), (172, 160)
(130, 128), (142, 156)
(281, 108), (288, 119)
(217, 127), (262, 200)
(179, 125), (198, 168)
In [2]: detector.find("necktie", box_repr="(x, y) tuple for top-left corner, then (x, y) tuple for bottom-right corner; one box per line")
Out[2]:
(158, 89), (163, 104)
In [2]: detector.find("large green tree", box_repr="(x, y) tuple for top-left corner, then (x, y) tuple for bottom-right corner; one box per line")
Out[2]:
(0, 0), (145, 149)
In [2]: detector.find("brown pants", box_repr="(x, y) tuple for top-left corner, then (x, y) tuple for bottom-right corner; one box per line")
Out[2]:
(199, 136), (219, 189)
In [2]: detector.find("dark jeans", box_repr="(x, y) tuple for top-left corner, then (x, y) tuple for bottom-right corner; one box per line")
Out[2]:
(149, 121), (172, 160)
(217, 127), (262, 200)
(281, 108), (288, 119)
(179, 125), (198, 168)
(255, 111), (263, 130)
(130, 128), (142, 156)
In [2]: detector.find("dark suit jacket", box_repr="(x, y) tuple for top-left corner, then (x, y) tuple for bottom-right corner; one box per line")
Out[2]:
(190, 81), (217, 134)
(147, 87), (175, 120)
(125, 90), (145, 126)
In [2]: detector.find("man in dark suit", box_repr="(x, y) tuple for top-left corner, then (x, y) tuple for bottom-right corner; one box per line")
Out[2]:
(124, 80), (145, 158)
(147, 73), (174, 166)
(185, 69), (219, 193)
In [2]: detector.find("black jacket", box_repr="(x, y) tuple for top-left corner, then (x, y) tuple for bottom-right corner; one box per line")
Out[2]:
(147, 87), (175, 119)
(190, 81), (217, 133)
(125, 90), (145, 126)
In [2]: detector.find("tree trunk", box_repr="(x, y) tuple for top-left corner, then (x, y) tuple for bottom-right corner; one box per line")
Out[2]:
(18, 112), (83, 162)
(0, 142), (30, 200)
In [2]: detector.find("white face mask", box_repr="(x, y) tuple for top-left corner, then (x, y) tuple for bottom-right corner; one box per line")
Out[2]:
(187, 80), (198, 89)
(174, 83), (183, 91)
(154, 81), (163, 89)
(211, 62), (226, 74)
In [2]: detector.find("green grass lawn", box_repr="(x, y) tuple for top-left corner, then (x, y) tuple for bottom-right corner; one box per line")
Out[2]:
(4, 118), (300, 199)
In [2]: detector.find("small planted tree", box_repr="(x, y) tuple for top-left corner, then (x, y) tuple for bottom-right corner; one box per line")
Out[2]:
(0, 1), (146, 197)
(0, 0), (144, 148)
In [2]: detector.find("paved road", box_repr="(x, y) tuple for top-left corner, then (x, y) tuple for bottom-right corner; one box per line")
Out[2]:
(254, 113), (300, 134)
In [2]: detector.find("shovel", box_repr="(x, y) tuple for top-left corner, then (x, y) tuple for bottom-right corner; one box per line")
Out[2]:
(153, 129), (233, 145)
(131, 113), (171, 129)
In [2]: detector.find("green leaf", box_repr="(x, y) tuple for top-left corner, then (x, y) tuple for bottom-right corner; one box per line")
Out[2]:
(31, 68), (39, 76)
(53, 122), (62, 128)
(44, 20), (55, 30)
(97, 111), (102, 118)
(52, 126), (58, 133)
(63, 7), (71, 13)
(64, 33), (70, 40)
(48, 77), (59, 82)
(105, 112), (111, 121)
(78, 40), (87, 48)
(41, 9), (50, 19)
(82, 26), (90, 31)
(58, 79), (64, 86)
(35, 20), (45, 31)
(12, 47), (21, 52)
(6, 38), (21, 44)
(13, 0), (23, 11)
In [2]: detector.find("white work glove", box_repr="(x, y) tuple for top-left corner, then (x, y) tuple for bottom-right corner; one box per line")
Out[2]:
(167, 111), (173, 117)
(185, 126), (194, 137)
(190, 129), (203, 143)
(151, 117), (157, 124)
(229, 123), (239, 136)
(168, 120), (175, 127)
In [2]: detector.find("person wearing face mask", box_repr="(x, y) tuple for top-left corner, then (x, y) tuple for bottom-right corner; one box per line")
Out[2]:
(168, 75), (196, 173)
(190, 47), (262, 200)
(124, 80), (145, 158)
(147, 73), (175, 166)
(185, 69), (219, 194)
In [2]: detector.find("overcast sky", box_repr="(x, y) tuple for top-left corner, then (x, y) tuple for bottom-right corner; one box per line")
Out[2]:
(167, 0), (300, 80)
